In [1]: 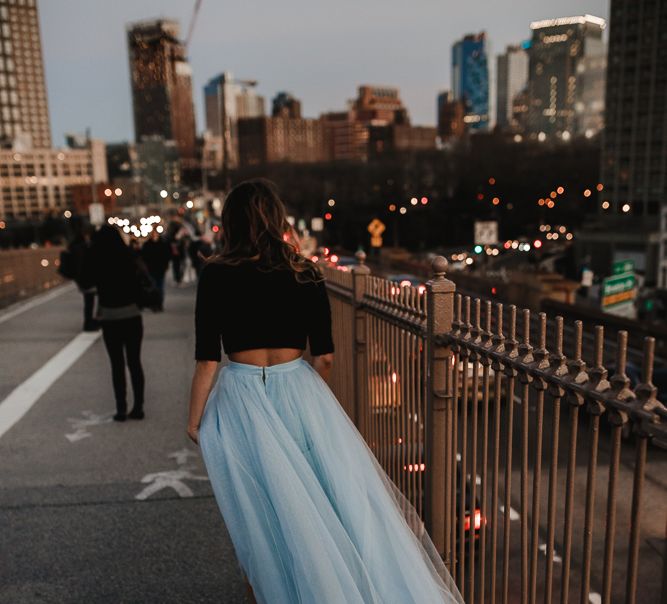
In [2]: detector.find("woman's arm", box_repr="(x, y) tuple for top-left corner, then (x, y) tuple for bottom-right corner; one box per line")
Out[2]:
(187, 360), (218, 444)
(312, 353), (334, 382)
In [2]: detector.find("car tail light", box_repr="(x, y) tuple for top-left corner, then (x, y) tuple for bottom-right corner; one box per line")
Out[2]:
(403, 463), (426, 472)
(464, 509), (482, 531)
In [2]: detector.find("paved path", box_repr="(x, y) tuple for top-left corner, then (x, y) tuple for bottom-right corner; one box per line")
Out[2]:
(0, 282), (246, 604)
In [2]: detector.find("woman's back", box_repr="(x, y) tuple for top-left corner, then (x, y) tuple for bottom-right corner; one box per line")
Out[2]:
(194, 260), (334, 362)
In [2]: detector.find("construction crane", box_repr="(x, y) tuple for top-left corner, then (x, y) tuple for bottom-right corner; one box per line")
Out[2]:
(184, 0), (203, 50)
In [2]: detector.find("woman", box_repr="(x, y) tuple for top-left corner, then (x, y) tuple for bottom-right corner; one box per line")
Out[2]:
(82, 225), (145, 421)
(188, 179), (462, 604)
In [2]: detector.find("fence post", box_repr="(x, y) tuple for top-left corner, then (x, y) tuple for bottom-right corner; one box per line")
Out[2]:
(352, 250), (371, 438)
(425, 255), (456, 556)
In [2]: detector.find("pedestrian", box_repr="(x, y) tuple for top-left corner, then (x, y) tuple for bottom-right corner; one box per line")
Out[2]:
(170, 236), (186, 285)
(188, 234), (214, 279)
(61, 223), (98, 331)
(81, 225), (145, 422)
(187, 179), (462, 604)
(141, 230), (171, 310)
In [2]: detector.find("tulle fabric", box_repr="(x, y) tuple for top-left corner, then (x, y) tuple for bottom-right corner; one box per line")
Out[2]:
(199, 357), (463, 604)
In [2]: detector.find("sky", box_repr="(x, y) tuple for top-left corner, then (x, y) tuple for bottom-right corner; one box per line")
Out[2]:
(39, 0), (609, 146)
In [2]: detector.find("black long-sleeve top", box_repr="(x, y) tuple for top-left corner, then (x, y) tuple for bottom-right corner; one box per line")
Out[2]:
(194, 261), (334, 361)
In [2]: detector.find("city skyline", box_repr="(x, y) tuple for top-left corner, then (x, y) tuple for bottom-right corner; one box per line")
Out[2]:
(40, 0), (608, 145)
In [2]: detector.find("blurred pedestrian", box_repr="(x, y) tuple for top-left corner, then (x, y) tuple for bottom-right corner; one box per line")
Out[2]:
(170, 237), (186, 285)
(81, 225), (145, 422)
(60, 223), (98, 332)
(188, 234), (214, 279)
(141, 230), (171, 310)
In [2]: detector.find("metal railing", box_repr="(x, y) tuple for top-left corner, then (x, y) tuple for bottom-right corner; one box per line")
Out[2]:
(322, 252), (667, 604)
(0, 246), (65, 308)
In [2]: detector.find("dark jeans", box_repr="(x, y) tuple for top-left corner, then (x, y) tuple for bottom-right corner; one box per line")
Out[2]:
(83, 291), (96, 329)
(172, 258), (183, 284)
(150, 271), (166, 308)
(101, 316), (144, 415)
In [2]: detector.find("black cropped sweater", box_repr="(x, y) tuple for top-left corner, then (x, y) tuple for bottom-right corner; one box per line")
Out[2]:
(194, 261), (335, 361)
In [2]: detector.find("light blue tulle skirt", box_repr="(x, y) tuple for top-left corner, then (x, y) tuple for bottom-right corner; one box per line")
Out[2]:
(199, 357), (463, 604)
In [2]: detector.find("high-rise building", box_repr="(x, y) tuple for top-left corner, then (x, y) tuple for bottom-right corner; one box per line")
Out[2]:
(272, 92), (301, 119)
(352, 85), (409, 124)
(238, 115), (326, 166)
(451, 33), (489, 131)
(0, 140), (107, 221)
(368, 123), (436, 157)
(203, 72), (265, 170)
(127, 19), (196, 162)
(0, 0), (51, 148)
(496, 44), (529, 130)
(601, 0), (667, 219)
(437, 91), (466, 141)
(526, 15), (606, 140)
(320, 110), (370, 162)
(577, 3), (667, 287)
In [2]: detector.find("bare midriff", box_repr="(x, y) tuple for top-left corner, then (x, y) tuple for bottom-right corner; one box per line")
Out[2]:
(228, 347), (303, 367)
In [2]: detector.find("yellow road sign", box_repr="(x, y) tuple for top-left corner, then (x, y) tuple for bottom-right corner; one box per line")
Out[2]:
(367, 218), (386, 236)
(370, 235), (383, 248)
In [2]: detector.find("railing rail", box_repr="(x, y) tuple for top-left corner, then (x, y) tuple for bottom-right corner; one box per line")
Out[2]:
(323, 253), (667, 604)
(0, 246), (65, 308)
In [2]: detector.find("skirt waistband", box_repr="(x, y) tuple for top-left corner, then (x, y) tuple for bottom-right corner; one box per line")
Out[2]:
(226, 356), (306, 376)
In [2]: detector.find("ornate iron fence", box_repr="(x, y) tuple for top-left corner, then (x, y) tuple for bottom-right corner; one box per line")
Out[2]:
(0, 246), (65, 308)
(322, 253), (667, 604)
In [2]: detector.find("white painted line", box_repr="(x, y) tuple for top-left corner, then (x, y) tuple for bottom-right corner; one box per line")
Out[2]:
(0, 283), (74, 325)
(0, 331), (101, 439)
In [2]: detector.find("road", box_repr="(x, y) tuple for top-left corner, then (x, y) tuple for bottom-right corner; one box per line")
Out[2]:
(0, 282), (246, 603)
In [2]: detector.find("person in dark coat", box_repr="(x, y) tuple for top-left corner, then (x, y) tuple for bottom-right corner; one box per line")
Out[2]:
(188, 235), (214, 279)
(170, 237), (186, 285)
(67, 224), (99, 331)
(81, 225), (145, 422)
(141, 230), (171, 310)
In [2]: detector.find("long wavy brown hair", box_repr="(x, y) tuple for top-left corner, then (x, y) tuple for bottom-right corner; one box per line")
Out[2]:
(211, 178), (321, 282)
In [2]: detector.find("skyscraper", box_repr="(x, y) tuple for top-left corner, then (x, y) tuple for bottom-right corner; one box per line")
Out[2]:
(0, 0), (51, 148)
(577, 4), (667, 287)
(203, 72), (265, 170)
(437, 91), (466, 141)
(526, 15), (606, 140)
(451, 33), (489, 131)
(127, 19), (196, 162)
(602, 1), (666, 218)
(496, 44), (529, 131)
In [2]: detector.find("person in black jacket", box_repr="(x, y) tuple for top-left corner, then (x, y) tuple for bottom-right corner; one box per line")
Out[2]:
(81, 225), (145, 421)
(66, 224), (99, 331)
(141, 230), (171, 310)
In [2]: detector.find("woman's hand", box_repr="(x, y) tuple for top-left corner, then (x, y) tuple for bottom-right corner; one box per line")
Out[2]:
(312, 353), (334, 382)
(187, 360), (219, 446)
(187, 424), (200, 445)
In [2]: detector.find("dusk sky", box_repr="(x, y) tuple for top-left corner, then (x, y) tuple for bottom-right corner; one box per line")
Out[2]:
(40, 0), (608, 145)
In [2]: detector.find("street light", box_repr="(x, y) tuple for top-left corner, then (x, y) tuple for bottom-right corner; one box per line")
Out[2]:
(160, 190), (168, 199)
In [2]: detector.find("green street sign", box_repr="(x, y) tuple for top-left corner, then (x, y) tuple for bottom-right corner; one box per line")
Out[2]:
(601, 273), (636, 308)
(612, 259), (635, 275)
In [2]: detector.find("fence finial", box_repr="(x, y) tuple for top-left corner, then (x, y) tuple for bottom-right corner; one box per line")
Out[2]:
(431, 255), (448, 280)
(355, 249), (367, 265)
